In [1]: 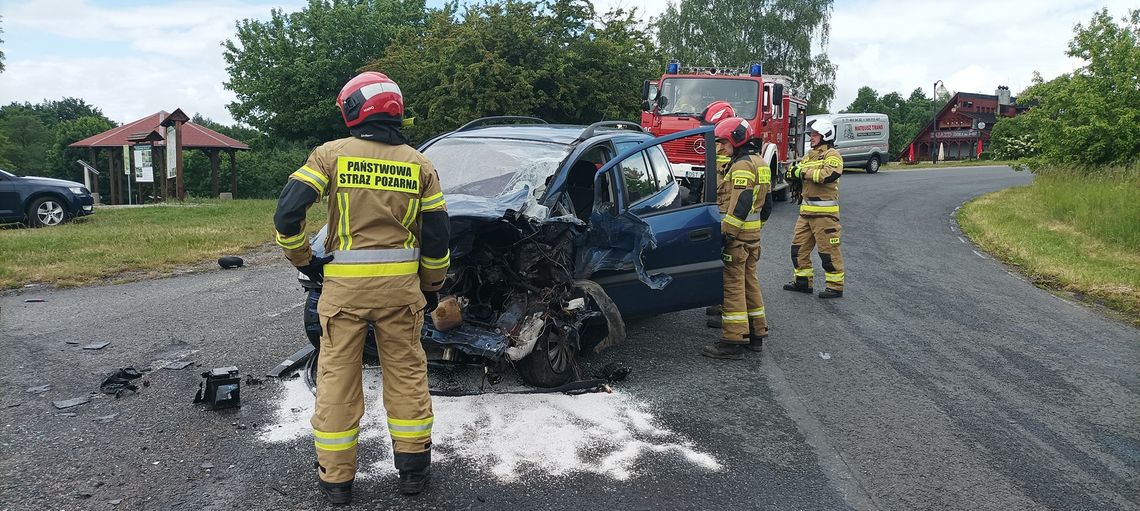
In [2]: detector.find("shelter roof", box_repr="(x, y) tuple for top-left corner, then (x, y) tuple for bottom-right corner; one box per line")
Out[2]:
(69, 111), (250, 150)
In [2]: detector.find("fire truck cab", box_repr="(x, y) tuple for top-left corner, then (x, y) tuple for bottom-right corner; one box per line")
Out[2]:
(640, 62), (808, 203)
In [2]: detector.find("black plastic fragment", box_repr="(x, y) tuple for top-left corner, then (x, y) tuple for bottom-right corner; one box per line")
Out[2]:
(218, 256), (244, 269)
(100, 367), (143, 398)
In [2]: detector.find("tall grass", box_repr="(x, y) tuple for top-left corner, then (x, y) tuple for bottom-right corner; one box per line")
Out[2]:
(0, 200), (327, 289)
(1032, 166), (1140, 250)
(958, 164), (1140, 324)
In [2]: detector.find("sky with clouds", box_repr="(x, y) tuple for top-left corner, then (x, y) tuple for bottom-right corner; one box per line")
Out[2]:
(0, 0), (1133, 126)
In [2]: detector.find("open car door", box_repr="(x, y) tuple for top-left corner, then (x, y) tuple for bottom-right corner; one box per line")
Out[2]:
(575, 126), (724, 317)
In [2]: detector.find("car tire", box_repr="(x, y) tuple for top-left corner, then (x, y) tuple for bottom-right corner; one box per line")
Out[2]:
(517, 326), (578, 388)
(27, 196), (68, 227)
(865, 155), (881, 174)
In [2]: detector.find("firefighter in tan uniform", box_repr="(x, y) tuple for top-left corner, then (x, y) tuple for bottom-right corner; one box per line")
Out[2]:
(783, 118), (844, 298)
(702, 117), (772, 359)
(273, 72), (450, 505)
(700, 101), (734, 321)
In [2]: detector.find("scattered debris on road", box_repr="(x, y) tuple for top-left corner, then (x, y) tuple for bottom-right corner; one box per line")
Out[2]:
(93, 413), (119, 424)
(100, 367), (144, 398)
(53, 397), (91, 409)
(218, 255), (244, 269)
(819, 352), (832, 360)
(200, 462), (214, 470)
(65, 341), (80, 345)
(26, 384), (52, 394)
(23, 298), (45, 303)
(266, 345), (314, 378)
(595, 362), (632, 382)
(163, 361), (194, 370)
(244, 375), (263, 385)
(109, 499), (122, 506)
(83, 341), (111, 350)
(194, 367), (241, 410)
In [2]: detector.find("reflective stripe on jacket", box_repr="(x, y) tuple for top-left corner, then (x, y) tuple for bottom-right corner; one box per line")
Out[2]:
(274, 136), (450, 308)
(798, 147), (842, 216)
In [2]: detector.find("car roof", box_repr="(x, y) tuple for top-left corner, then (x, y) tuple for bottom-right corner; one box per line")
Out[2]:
(438, 123), (651, 146)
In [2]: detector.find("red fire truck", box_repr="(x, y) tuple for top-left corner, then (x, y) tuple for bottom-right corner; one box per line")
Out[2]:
(640, 62), (809, 201)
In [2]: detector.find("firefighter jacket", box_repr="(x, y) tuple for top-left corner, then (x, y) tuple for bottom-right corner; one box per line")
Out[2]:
(798, 147), (843, 217)
(721, 150), (772, 243)
(273, 136), (450, 308)
(715, 154), (732, 214)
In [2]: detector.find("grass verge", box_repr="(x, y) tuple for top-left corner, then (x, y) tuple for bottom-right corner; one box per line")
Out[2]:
(957, 165), (1140, 325)
(886, 159), (1014, 170)
(0, 199), (327, 290)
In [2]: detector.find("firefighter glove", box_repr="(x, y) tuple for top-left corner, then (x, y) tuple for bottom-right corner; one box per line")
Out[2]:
(297, 255), (334, 284)
(785, 164), (801, 182)
(423, 290), (439, 314)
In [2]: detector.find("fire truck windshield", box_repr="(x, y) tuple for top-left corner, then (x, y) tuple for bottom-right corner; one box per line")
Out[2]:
(658, 78), (759, 119)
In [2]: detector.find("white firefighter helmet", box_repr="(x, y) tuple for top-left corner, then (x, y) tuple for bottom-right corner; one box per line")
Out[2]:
(806, 118), (836, 144)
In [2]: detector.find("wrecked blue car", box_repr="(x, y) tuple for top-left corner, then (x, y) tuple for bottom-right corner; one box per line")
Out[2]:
(299, 118), (725, 387)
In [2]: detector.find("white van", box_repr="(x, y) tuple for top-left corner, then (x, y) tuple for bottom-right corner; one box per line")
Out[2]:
(805, 113), (890, 173)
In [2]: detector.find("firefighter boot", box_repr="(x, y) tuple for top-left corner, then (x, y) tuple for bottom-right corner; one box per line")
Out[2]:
(701, 341), (744, 360)
(746, 335), (765, 352)
(318, 478), (353, 505)
(783, 277), (813, 294)
(819, 289), (844, 299)
(395, 450), (431, 495)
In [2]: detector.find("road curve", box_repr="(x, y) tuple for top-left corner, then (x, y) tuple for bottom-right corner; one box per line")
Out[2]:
(1, 165), (1136, 510)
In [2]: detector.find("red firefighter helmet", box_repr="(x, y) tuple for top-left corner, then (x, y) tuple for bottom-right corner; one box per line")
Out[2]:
(337, 72), (404, 128)
(700, 100), (736, 125)
(714, 117), (752, 149)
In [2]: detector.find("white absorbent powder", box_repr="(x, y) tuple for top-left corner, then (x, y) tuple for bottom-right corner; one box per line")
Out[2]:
(259, 369), (721, 482)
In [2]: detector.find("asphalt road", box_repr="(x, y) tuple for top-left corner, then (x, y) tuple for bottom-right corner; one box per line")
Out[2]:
(2, 165), (1137, 511)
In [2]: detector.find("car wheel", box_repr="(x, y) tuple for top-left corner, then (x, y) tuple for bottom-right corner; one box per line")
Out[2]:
(28, 197), (67, 227)
(517, 326), (578, 388)
(865, 155), (881, 174)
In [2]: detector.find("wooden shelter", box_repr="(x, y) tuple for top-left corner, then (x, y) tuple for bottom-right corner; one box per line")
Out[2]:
(68, 110), (250, 204)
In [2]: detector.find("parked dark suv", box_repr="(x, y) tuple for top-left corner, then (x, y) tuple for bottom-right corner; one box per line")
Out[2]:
(0, 169), (95, 227)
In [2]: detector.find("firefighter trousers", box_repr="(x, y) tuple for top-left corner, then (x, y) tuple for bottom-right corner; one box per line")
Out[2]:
(313, 298), (433, 484)
(721, 239), (768, 342)
(791, 215), (845, 291)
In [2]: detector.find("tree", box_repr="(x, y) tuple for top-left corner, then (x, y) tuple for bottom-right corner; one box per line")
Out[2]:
(370, 0), (661, 142)
(991, 8), (1139, 168)
(223, 0), (427, 144)
(654, 0), (836, 113)
(842, 86), (881, 114)
(1, 16), (6, 74)
(0, 115), (53, 175)
(46, 116), (117, 181)
(839, 85), (936, 158)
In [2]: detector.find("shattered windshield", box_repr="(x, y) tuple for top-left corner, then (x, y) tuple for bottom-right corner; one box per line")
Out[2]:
(423, 138), (571, 198)
(659, 78), (759, 119)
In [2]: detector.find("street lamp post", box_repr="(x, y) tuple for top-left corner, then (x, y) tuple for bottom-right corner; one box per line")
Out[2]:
(931, 79), (944, 163)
